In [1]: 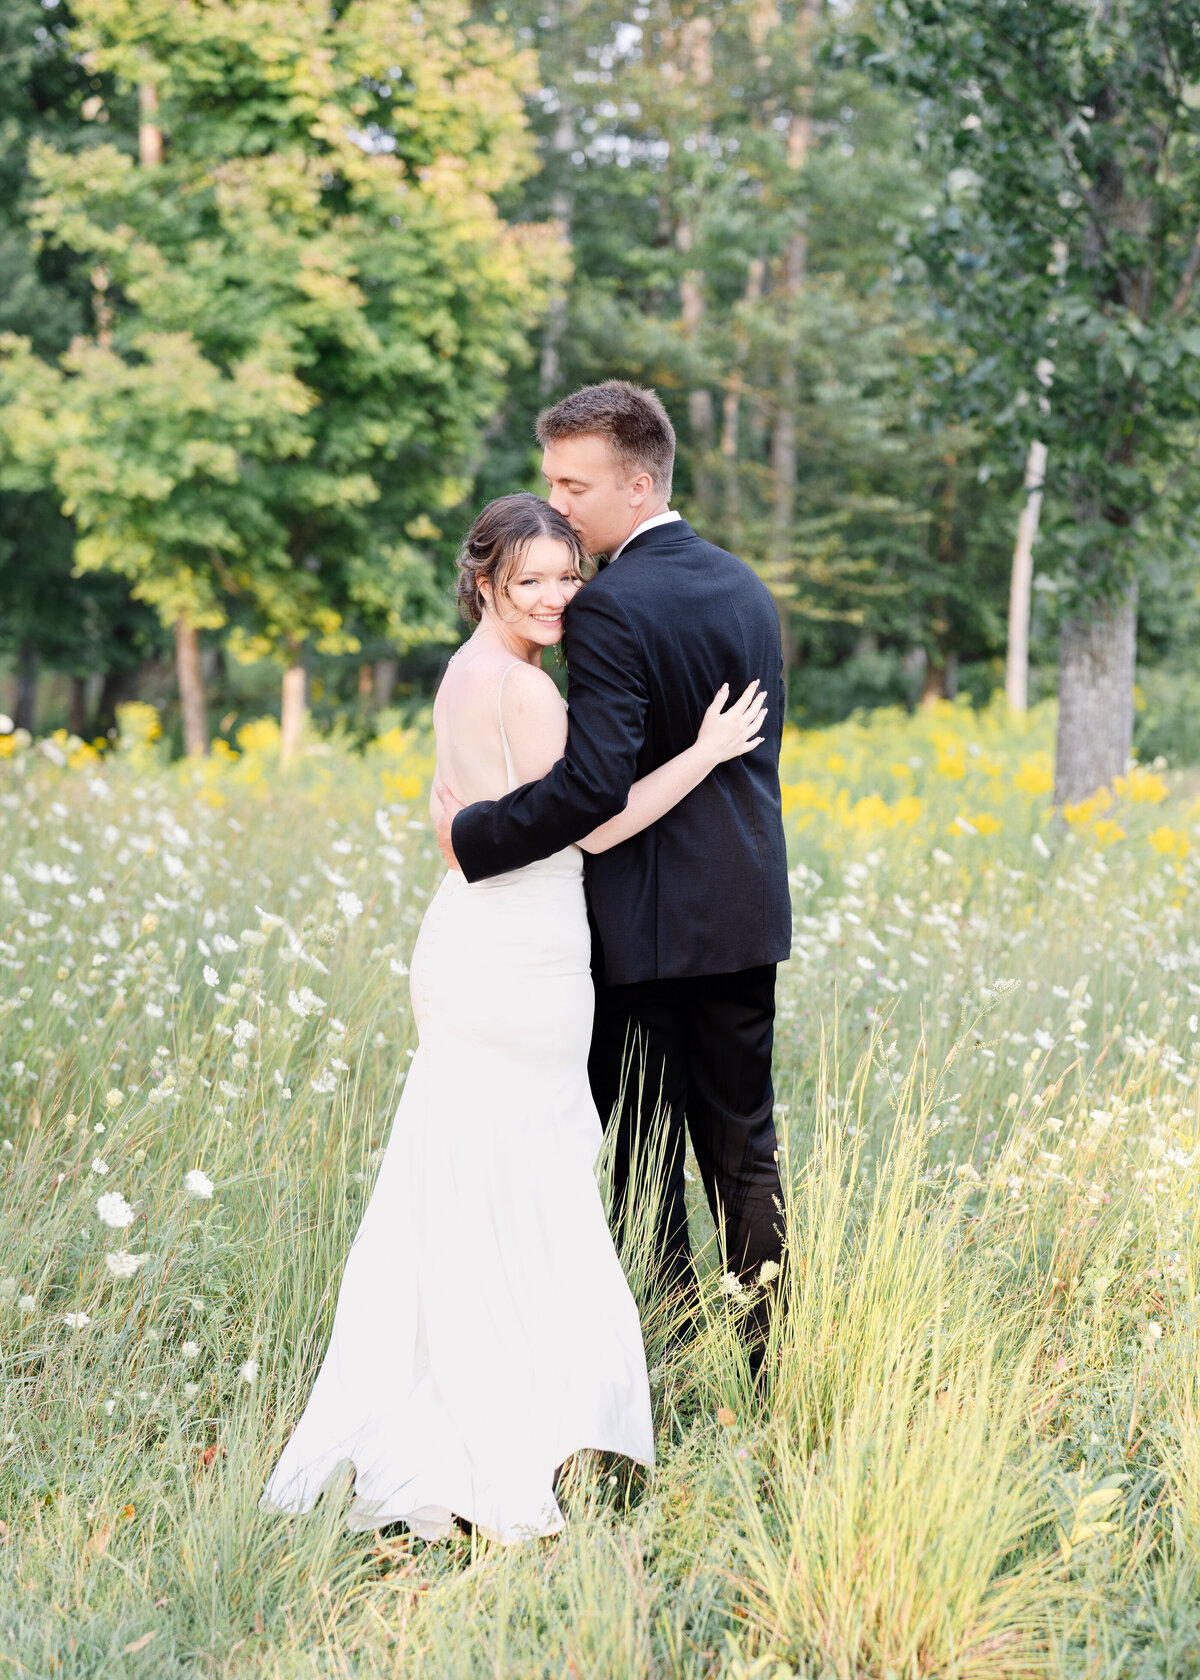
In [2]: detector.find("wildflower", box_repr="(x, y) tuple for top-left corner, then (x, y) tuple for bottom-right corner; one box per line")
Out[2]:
(310, 1071), (338, 1095)
(389, 957), (409, 977)
(757, 1259), (781, 1286)
(0, 1278), (17, 1301)
(287, 986), (326, 1019)
(105, 1251), (149, 1280)
(62, 1312), (90, 1329)
(1031, 832), (1051, 860)
(931, 847), (952, 865)
(232, 1019), (256, 1049)
(183, 1383), (200, 1402)
(240, 1358), (258, 1385)
(105, 1088), (124, 1109)
(185, 1169), (214, 1201)
(96, 1191), (135, 1229)
(181, 1341), (201, 1362)
(91, 1157), (109, 1175)
(1146, 1320), (1163, 1341)
(719, 1271), (744, 1296)
(18, 1295), (35, 1314)
(203, 966), (219, 988)
(239, 929), (267, 948)
(337, 890), (364, 922)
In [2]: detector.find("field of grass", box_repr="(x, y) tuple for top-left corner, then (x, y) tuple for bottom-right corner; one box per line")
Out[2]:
(2, 696), (1200, 1678)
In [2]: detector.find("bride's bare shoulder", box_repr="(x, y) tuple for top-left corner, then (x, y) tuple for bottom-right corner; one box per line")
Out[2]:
(497, 660), (562, 718)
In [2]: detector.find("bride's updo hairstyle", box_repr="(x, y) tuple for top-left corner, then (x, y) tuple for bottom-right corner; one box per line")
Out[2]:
(456, 492), (590, 624)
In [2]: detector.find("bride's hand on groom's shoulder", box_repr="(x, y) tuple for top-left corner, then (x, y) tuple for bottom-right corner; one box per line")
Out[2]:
(431, 779), (465, 872)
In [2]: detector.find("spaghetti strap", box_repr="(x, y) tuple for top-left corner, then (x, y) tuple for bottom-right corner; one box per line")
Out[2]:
(496, 662), (524, 792)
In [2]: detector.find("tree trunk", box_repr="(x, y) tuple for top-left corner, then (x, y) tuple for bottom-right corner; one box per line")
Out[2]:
(921, 650), (958, 706)
(280, 659), (307, 766)
(372, 658), (398, 711)
(13, 641), (37, 734)
(720, 256), (765, 546)
(68, 674), (89, 738)
(1006, 440), (1047, 714)
(766, 0), (820, 675)
(1053, 583), (1137, 806)
(174, 616), (207, 756)
(138, 82), (162, 169)
(95, 664), (140, 740)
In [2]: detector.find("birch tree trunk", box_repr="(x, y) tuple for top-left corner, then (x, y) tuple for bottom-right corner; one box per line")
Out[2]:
(174, 617), (207, 756)
(280, 658), (307, 767)
(767, 0), (820, 673)
(720, 255), (765, 545)
(1005, 439), (1047, 715)
(1053, 582), (1137, 806)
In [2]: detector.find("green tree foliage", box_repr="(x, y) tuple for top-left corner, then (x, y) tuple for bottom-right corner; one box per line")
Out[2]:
(1, 0), (562, 749)
(482, 0), (1016, 699)
(871, 0), (1200, 799)
(0, 0), (166, 737)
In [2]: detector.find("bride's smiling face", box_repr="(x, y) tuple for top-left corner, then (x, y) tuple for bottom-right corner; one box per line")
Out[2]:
(481, 534), (583, 648)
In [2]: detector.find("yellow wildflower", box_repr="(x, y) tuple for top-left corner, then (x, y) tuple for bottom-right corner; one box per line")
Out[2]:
(1114, 766), (1168, 804)
(1013, 756), (1053, 796)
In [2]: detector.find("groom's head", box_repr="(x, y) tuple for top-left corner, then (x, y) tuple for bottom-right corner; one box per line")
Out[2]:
(537, 380), (675, 559)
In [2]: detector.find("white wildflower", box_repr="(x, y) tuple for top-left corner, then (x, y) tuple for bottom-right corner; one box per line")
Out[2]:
(105, 1251), (149, 1280)
(184, 1169), (214, 1201)
(96, 1191), (135, 1229)
(239, 928), (267, 948)
(232, 1019), (256, 1049)
(389, 957), (409, 978)
(62, 1312), (90, 1330)
(756, 1259), (781, 1286)
(287, 985), (326, 1019)
(105, 1088), (124, 1109)
(719, 1271), (745, 1296)
(337, 890), (364, 922)
(18, 1295), (35, 1314)
(203, 966), (219, 988)
(240, 1358), (258, 1384)
(310, 1070), (338, 1095)
(1146, 1320), (1163, 1341)
(1031, 832), (1052, 860)
(183, 1382), (200, 1402)
(181, 1341), (200, 1360)
(0, 1278), (16, 1301)
(212, 932), (239, 954)
(91, 1157), (109, 1176)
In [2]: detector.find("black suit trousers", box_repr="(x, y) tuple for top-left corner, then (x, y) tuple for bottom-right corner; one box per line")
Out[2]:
(588, 964), (785, 1307)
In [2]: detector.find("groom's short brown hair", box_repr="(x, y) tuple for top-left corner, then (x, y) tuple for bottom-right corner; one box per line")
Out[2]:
(537, 380), (675, 500)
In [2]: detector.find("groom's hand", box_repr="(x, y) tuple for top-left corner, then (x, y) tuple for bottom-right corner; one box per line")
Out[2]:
(431, 779), (465, 872)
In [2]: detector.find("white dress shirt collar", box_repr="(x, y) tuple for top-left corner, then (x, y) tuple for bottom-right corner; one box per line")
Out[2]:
(606, 508), (682, 565)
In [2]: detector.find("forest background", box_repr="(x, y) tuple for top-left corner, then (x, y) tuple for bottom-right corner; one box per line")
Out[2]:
(2, 0), (1200, 800)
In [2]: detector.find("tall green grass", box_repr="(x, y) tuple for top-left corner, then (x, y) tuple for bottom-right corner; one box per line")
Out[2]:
(1, 716), (1199, 1676)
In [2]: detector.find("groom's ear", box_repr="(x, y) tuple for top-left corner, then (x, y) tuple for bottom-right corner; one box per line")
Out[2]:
(627, 469), (656, 507)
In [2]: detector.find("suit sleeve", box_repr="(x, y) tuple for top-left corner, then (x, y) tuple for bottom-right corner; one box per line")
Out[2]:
(452, 585), (648, 883)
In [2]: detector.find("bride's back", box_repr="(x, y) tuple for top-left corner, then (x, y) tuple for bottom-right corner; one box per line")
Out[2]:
(433, 645), (524, 807)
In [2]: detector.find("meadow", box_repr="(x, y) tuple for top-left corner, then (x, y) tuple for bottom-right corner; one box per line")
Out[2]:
(2, 697), (1199, 1679)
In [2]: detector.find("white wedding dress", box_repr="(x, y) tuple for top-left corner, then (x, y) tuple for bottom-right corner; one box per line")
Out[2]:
(261, 665), (655, 1543)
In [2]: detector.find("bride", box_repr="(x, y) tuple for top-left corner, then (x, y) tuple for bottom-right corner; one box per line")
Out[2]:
(261, 492), (768, 1543)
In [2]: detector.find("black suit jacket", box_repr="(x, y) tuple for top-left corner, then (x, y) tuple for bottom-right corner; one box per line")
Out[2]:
(451, 518), (792, 986)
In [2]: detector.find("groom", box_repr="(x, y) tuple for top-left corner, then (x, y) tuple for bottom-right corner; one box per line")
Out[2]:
(433, 380), (791, 1321)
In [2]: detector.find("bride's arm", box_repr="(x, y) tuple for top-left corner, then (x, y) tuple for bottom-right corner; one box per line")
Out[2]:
(578, 681), (767, 855)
